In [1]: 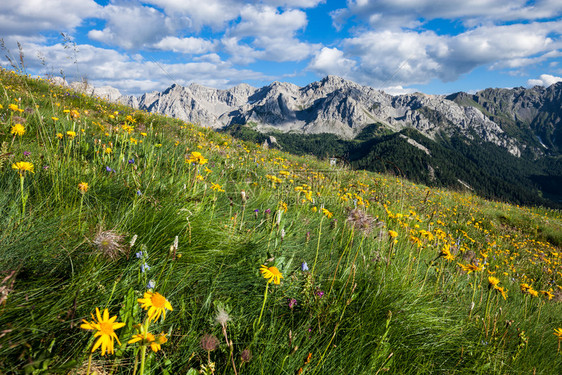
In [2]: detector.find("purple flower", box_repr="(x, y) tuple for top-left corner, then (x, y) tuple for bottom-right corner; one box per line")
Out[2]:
(128, 158), (135, 164)
(105, 166), (112, 172)
(135, 251), (144, 259)
(301, 262), (309, 272)
(254, 209), (259, 213)
(288, 298), (297, 309)
(43, 165), (49, 170)
(136, 190), (142, 196)
(315, 290), (324, 298)
(265, 209), (271, 214)
(23, 151), (31, 157)
(141, 263), (150, 273)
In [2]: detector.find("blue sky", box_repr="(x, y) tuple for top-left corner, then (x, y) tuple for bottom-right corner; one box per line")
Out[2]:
(1, 0), (561, 96)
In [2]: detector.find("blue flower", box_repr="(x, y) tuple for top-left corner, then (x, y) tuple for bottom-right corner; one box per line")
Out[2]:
(135, 251), (144, 259)
(141, 263), (150, 273)
(147, 280), (155, 289)
(128, 158), (135, 164)
(301, 262), (309, 272)
(136, 190), (142, 196)
(105, 166), (112, 172)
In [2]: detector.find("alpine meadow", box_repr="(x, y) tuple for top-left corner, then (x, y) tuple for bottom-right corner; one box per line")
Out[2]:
(2, 67), (562, 375)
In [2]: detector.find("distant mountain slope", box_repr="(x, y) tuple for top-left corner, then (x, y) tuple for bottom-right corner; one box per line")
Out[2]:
(115, 76), (562, 207)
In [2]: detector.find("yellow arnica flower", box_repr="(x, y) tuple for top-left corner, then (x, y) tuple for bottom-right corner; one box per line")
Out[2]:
(554, 328), (562, 339)
(56, 133), (63, 139)
(8, 103), (19, 111)
(78, 182), (89, 193)
(440, 245), (454, 261)
(260, 265), (283, 285)
(138, 291), (173, 322)
(488, 276), (500, 288)
(388, 230), (398, 238)
(128, 332), (165, 351)
(186, 151), (208, 165)
(321, 208), (332, 218)
(11, 123), (25, 136)
(80, 307), (125, 356)
(105, 147), (112, 154)
(12, 161), (34, 175)
(67, 130), (76, 139)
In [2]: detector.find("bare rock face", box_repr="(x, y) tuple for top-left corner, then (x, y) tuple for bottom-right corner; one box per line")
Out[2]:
(80, 76), (562, 158)
(69, 81), (123, 102)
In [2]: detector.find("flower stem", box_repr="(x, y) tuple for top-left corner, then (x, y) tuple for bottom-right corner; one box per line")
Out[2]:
(257, 282), (269, 327)
(19, 175), (25, 216)
(86, 351), (92, 375)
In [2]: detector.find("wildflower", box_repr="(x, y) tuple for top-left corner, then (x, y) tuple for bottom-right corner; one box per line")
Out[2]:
(128, 158), (134, 164)
(56, 132), (63, 139)
(80, 307), (125, 356)
(440, 244), (455, 261)
(78, 182), (89, 194)
(12, 161), (34, 176)
(104, 147), (112, 154)
(200, 333), (219, 352)
(211, 183), (225, 192)
(141, 263), (150, 273)
(105, 166), (112, 172)
(301, 261), (309, 271)
(288, 298), (297, 309)
(554, 328), (562, 339)
(495, 286), (508, 300)
(321, 208), (333, 218)
(136, 190), (142, 196)
(315, 290), (325, 298)
(240, 349), (252, 363)
(10, 123), (25, 136)
(147, 280), (155, 289)
(137, 291), (173, 322)
(151, 333), (167, 352)
(67, 130), (76, 139)
(186, 151), (208, 165)
(488, 276), (500, 289)
(93, 230), (126, 260)
(8, 104), (19, 111)
(541, 290), (554, 301)
(215, 306), (231, 327)
(260, 265), (283, 284)
(458, 262), (483, 274)
(130, 234), (138, 247)
(135, 250), (144, 259)
(128, 331), (165, 352)
(388, 230), (398, 238)
(52, 117), (59, 121)
(23, 151), (31, 157)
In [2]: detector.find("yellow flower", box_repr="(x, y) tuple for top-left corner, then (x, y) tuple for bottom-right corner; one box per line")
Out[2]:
(211, 183), (225, 192)
(151, 333), (167, 352)
(52, 117), (59, 121)
(186, 151), (208, 165)
(540, 290), (554, 300)
(321, 208), (333, 218)
(440, 245), (455, 261)
(388, 230), (398, 238)
(10, 123), (25, 136)
(554, 328), (562, 339)
(260, 265), (283, 285)
(488, 276), (500, 288)
(80, 307), (125, 356)
(67, 130), (76, 139)
(8, 103), (19, 111)
(137, 291), (173, 322)
(105, 147), (112, 154)
(495, 286), (508, 300)
(12, 161), (34, 175)
(78, 182), (89, 193)
(457, 262), (483, 274)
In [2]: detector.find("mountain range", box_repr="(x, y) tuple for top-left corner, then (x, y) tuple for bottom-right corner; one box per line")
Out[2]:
(65, 75), (562, 207)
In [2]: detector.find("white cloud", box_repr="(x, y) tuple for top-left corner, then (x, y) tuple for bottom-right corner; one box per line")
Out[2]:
(527, 74), (562, 87)
(153, 36), (217, 54)
(309, 21), (562, 88)
(87, 4), (177, 50)
(20, 42), (268, 95)
(332, 0), (562, 29)
(308, 47), (356, 77)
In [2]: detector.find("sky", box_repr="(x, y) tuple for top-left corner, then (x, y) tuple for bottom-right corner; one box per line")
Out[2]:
(1, 0), (562, 96)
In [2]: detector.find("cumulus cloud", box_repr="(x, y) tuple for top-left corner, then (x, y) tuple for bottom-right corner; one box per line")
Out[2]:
(0, 0), (100, 37)
(309, 21), (562, 88)
(332, 0), (562, 29)
(153, 36), (217, 54)
(225, 5), (318, 63)
(19, 42), (268, 95)
(308, 47), (356, 77)
(527, 74), (562, 87)
(87, 4), (179, 50)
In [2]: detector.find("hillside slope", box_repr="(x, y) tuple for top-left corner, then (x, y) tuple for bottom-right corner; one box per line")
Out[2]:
(1, 69), (562, 374)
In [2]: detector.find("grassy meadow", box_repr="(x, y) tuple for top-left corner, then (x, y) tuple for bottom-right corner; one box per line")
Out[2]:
(1, 68), (562, 374)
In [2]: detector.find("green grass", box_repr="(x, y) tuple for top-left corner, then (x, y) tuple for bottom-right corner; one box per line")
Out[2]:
(1, 68), (562, 374)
